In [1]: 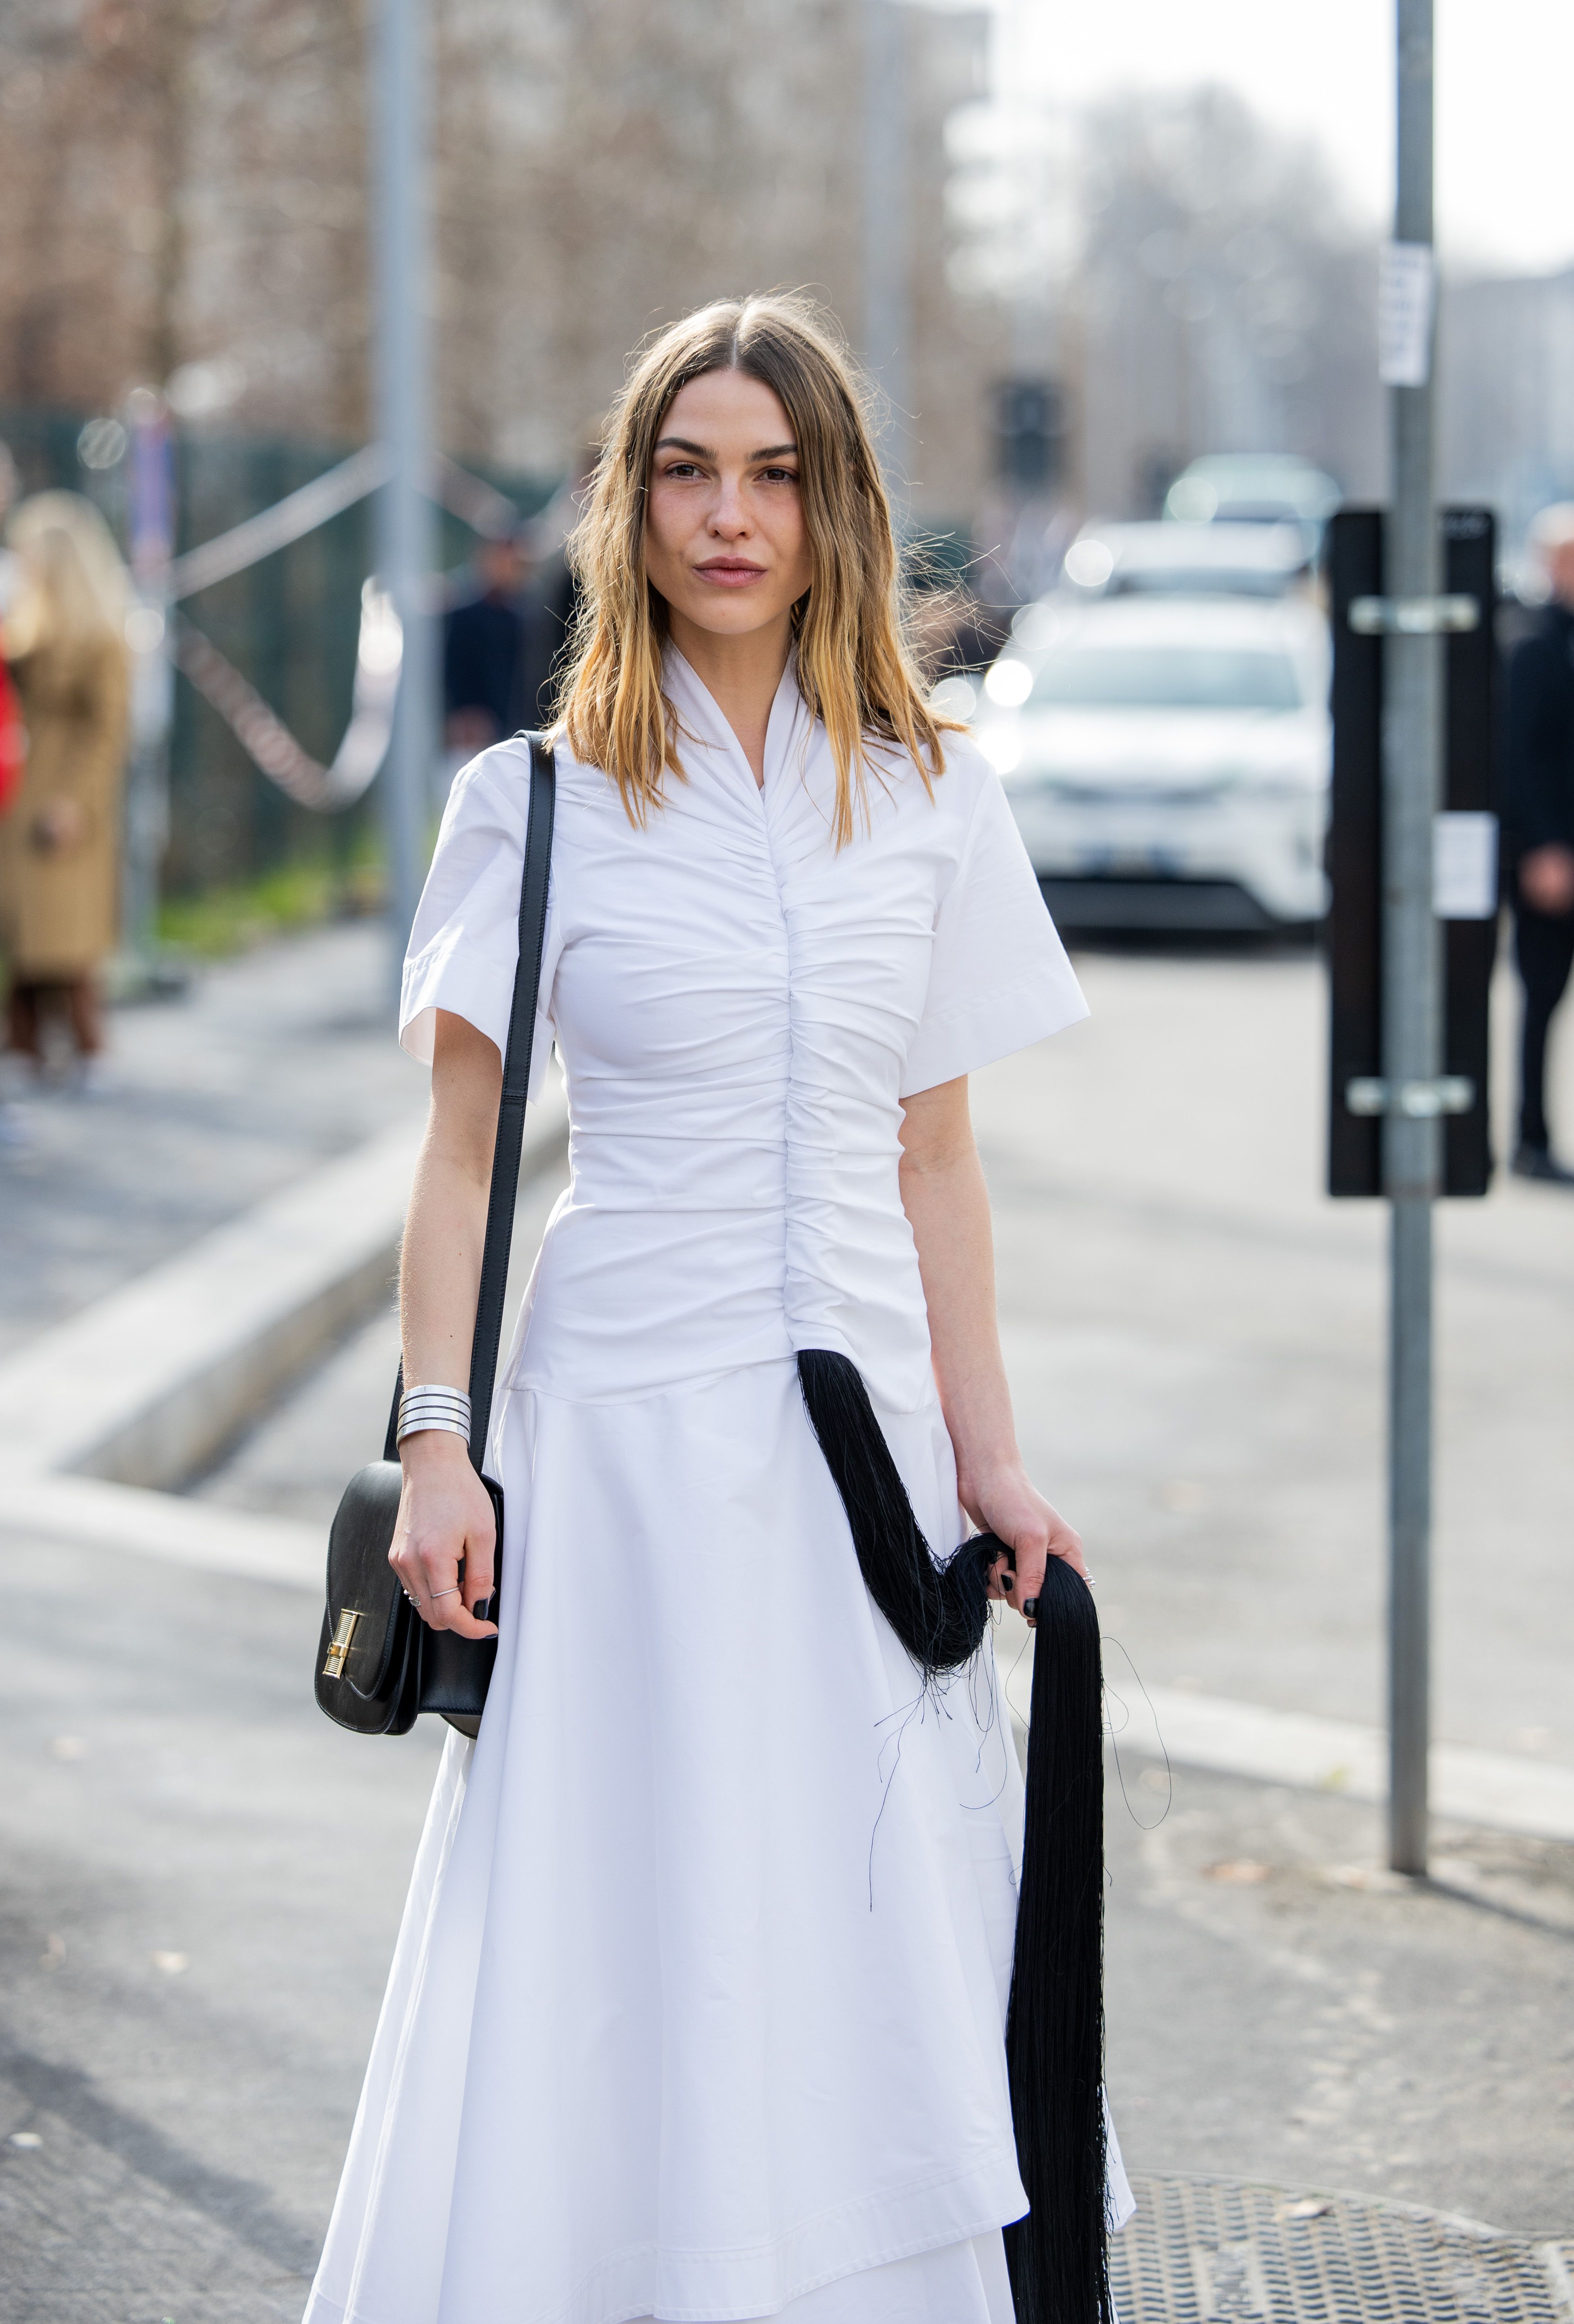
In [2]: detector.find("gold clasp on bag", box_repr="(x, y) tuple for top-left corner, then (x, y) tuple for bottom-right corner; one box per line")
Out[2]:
(323, 1608), (362, 1679)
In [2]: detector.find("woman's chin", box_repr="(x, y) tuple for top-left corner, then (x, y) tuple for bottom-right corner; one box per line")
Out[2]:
(668, 593), (795, 644)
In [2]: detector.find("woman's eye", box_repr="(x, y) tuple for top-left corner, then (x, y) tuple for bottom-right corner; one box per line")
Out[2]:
(660, 461), (702, 480)
(759, 467), (799, 485)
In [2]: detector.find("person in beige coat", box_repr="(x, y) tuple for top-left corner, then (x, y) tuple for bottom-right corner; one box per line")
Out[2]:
(0, 493), (132, 1068)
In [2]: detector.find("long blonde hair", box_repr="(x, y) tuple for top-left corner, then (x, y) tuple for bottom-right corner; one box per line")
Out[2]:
(556, 293), (960, 846)
(6, 491), (130, 662)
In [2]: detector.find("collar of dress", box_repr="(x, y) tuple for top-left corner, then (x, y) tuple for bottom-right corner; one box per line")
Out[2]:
(662, 642), (815, 799)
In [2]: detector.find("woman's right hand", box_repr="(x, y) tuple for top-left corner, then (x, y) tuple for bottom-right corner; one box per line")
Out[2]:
(32, 797), (86, 854)
(389, 1431), (499, 1639)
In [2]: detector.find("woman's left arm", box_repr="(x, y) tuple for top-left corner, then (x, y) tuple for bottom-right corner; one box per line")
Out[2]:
(898, 1075), (1088, 1616)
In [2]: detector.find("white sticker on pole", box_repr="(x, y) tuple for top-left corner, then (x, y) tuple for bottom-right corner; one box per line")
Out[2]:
(1433, 812), (1498, 919)
(1379, 241), (1436, 386)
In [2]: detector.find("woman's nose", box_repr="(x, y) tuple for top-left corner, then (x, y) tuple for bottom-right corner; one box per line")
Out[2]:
(709, 477), (751, 535)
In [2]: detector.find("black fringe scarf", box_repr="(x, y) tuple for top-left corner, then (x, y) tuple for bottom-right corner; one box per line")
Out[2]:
(798, 1348), (1112, 2324)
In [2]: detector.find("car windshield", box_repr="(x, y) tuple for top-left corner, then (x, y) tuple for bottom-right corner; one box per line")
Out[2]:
(1030, 644), (1303, 712)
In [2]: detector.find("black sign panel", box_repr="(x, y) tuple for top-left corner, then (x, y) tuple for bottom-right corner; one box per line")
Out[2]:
(1325, 506), (1497, 1198)
(1326, 509), (1385, 1197)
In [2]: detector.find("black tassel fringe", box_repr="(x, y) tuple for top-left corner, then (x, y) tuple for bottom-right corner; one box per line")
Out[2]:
(796, 1348), (1111, 2324)
(796, 1348), (992, 1683)
(1003, 1551), (1112, 2324)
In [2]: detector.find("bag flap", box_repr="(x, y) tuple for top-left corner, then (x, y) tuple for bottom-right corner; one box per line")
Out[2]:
(325, 1460), (407, 1701)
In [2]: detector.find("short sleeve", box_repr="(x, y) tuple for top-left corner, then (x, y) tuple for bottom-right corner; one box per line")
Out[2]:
(899, 760), (1088, 1097)
(399, 741), (561, 1099)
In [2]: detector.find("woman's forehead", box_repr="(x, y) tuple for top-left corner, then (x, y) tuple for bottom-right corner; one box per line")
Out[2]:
(657, 370), (794, 454)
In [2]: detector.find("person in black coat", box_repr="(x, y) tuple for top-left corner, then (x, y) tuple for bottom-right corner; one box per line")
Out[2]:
(1505, 505), (1574, 1183)
(443, 533), (530, 756)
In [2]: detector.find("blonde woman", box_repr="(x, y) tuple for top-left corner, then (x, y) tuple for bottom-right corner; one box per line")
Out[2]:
(0, 492), (131, 1071)
(307, 295), (1128, 2324)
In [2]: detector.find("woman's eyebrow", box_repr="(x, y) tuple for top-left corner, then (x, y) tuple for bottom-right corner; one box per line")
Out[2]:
(651, 437), (799, 461)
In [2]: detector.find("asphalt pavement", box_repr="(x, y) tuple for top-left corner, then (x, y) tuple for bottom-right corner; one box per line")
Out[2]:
(0, 922), (418, 1361)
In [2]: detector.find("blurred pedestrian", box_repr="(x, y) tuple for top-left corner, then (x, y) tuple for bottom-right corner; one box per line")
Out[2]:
(307, 294), (1124, 2324)
(0, 443), (25, 817)
(0, 493), (131, 1086)
(1505, 503), (1574, 1184)
(441, 527), (530, 760)
(518, 421), (601, 723)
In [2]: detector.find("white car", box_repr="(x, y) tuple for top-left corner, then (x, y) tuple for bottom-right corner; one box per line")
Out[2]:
(1060, 518), (1312, 600)
(939, 594), (1331, 931)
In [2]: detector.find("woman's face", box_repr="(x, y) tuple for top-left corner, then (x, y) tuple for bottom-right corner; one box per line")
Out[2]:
(644, 370), (813, 643)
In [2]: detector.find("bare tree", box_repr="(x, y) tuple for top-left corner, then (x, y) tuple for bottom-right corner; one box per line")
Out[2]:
(1071, 86), (1382, 515)
(1, 0), (1002, 527)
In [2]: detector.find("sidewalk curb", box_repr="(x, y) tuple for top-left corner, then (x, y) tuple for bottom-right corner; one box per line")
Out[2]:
(0, 1086), (567, 1494)
(0, 1472), (323, 1591)
(998, 1622), (1574, 1847)
(1137, 1684), (1574, 1845)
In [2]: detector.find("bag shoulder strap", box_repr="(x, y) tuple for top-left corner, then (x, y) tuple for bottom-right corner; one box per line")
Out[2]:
(466, 732), (556, 1467)
(382, 732), (557, 1467)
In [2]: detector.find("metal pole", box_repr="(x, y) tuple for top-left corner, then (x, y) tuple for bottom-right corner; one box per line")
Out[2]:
(1384, 0), (1441, 1876)
(123, 390), (177, 989)
(862, 0), (910, 487)
(372, 0), (436, 1001)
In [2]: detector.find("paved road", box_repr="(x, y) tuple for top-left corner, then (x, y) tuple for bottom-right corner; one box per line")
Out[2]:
(4, 932), (1572, 2319)
(0, 924), (419, 1360)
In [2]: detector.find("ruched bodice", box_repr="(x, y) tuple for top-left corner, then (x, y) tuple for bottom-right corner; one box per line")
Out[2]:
(401, 651), (1086, 1413)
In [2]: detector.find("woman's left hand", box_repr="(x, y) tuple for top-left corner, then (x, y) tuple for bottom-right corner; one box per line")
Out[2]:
(966, 1459), (1089, 1621)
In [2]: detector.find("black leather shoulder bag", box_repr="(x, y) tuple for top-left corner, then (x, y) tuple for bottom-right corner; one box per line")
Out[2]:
(315, 733), (556, 1740)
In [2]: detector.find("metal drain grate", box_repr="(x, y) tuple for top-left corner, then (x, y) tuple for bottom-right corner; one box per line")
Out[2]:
(1109, 2176), (1574, 2324)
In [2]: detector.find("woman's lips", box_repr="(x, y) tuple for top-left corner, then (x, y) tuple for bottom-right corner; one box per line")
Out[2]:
(693, 560), (767, 588)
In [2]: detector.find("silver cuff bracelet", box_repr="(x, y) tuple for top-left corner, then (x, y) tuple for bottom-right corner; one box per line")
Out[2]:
(397, 1385), (472, 1444)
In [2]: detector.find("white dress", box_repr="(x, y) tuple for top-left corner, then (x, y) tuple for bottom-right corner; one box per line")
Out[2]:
(304, 651), (1130, 2324)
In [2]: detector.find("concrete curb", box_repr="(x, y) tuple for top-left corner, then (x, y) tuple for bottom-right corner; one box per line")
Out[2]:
(0, 1085), (567, 1493)
(0, 1472), (323, 1590)
(1137, 1683), (1574, 1846)
(998, 1621), (1574, 1847)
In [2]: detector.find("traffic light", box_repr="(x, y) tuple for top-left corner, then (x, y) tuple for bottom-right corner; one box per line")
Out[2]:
(992, 380), (1063, 494)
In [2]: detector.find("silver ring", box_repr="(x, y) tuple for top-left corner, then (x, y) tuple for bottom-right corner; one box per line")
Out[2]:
(429, 1586), (460, 1601)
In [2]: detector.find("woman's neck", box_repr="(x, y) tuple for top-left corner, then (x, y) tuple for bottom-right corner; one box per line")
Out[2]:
(666, 609), (793, 788)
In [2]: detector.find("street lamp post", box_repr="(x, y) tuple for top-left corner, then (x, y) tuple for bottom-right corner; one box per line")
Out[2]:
(1384, 0), (1442, 1877)
(371, 0), (437, 999)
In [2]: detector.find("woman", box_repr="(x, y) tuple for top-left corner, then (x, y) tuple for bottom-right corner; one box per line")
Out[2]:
(0, 493), (132, 1073)
(307, 294), (1129, 2324)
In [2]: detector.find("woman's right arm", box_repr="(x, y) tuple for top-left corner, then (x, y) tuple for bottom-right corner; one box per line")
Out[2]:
(388, 1008), (503, 1639)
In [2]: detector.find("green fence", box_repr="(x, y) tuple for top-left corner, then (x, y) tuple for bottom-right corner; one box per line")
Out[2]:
(1, 407), (553, 898)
